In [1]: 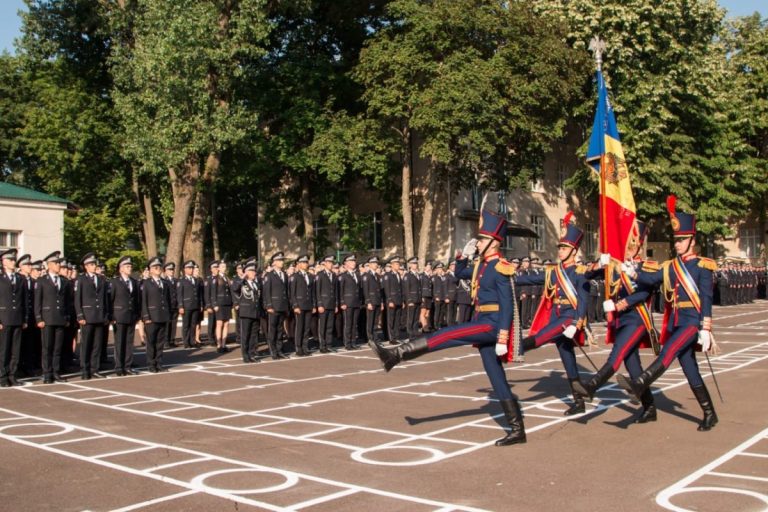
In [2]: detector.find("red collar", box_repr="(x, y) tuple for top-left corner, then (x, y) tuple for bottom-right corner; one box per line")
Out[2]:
(561, 260), (575, 268)
(483, 252), (500, 262)
(682, 253), (697, 262)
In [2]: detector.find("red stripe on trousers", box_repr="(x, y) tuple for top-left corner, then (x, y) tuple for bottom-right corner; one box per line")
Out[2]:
(428, 324), (493, 350)
(611, 325), (646, 372)
(535, 318), (572, 347)
(661, 326), (699, 368)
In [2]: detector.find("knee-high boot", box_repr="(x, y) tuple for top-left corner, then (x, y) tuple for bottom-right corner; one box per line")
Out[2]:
(572, 363), (615, 401)
(495, 399), (526, 446)
(564, 378), (586, 416)
(691, 383), (718, 431)
(634, 388), (657, 423)
(617, 359), (665, 400)
(368, 336), (429, 372)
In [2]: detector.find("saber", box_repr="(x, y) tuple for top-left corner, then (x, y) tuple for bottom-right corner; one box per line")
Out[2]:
(704, 351), (725, 403)
(575, 342), (600, 372)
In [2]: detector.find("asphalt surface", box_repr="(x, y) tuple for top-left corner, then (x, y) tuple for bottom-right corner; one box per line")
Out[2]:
(0, 300), (766, 511)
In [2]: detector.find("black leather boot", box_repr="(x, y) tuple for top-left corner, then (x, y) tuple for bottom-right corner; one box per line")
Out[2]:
(495, 399), (526, 446)
(573, 363), (615, 401)
(634, 388), (657, 423)
(564, 378), (586, 415)
(691, 383), (718, 431)
(617, 359), (666, 400)
(368, 337), (429, 372)
(522, 336), (537, 352)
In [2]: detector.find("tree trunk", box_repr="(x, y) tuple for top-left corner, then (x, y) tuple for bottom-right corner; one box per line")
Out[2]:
(131, 170), (157, 257)
(401, 124), (415, 258)
(203, 152), (222, 261)
(184, 187), (207, 268)
(300, 174), (315, 257)
(417, 156), (437, 265)
(166, 157), (200, 269)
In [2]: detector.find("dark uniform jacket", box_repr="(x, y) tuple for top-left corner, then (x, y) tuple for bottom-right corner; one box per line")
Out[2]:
(420, 273), (433, 299)
(141, 277), (171, 323)
(432, 275), (447, 301)
(35, 273), (69, 326)
(232, 278), (262, 319)
(289, 271), (315, 311)
(339, 271), (361, 308)
(403, 271), (421, 305)
(75, 273), (110, 324)
(212, 276), (233, 308)
(177, 276), (203, 311)
(263, 270), (289, 312)
(110, 276), (141, 325)
(382, 271), (403, 306)
(163, 276), (179, 310)
(22, 275), (35, 325)
(315, 270), (337, 310)
(445, 271), (458, 302)
(362, 270), (382, 307)
(0, 272), (27, 327)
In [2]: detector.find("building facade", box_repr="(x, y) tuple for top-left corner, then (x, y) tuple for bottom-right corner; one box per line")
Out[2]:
(0, 183), (70, 258)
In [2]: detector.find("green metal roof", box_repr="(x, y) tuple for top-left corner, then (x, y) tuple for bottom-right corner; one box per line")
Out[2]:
(0, 182), (69, 205)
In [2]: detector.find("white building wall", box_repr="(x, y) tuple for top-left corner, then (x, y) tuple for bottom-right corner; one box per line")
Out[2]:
(0, 199), (67, 259)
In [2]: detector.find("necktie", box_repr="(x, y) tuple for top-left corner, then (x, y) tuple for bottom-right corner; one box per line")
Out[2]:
(91, 274), (97, 288)
(54, 276), (60, 290)
(126, 279), (132, 293)
(156, 279), (162, 289)
(303, 272), (309, 286)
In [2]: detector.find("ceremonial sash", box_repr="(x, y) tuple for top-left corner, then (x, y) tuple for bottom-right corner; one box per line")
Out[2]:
(618, 267), (659, 353)
(554, 264), (578, 309)
(671, 257), (701, 313)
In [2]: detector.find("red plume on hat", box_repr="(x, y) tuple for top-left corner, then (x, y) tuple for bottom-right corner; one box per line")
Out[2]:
(562, 211), (574, 226)
(666, 195), (676, 217)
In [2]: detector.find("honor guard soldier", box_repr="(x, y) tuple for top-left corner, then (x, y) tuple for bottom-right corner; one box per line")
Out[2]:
(339, 254), (362, 350)
(383, 256), (405, 344)
(618, 196), (719, 431)
(211, 261), (233, 353)
(35, 252), (69, 383)
(514, 212), (591, 416)
(289, 255), (315, 356)
(263, 252), (290, 359)
(141, 257), (171, 372)
(0, 249), (27, 386)
(74, 253), (110, 380)
(403, 257), (422, 340)
(369, 209), (526, 446)
(573, 220), (659, 423)
(204, 261), (219, 345)
(362, 256), (384, 344)
(232, 259), (262, 362)
(315, 255), (338, 353)
(178, 260), (203, 348)
(163, 262), (179, 348)
(110, 256), (141, 376)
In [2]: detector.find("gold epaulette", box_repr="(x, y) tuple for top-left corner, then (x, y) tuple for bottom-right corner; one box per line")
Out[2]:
(642, 260), (660, 272)
(698, 257), (717, 271)
(495, 259), (517, 276)
(576, 264), (588, 275)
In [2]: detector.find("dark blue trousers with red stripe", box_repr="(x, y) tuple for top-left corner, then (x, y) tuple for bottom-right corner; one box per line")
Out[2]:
(654, 325), (703, 387)
(425, 313), (514, 401)
(527, 317), (579, 380)
(606, 323), (647, 380)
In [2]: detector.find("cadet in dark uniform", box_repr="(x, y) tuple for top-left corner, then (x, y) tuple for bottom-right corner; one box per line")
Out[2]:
(15, 254), (38, 377)
(110, 256), (141, 376)
(178, 260), (203, 348)
(163, 262), (179, 348)
(232, 259), (262, 362)
(339, 254), (361, 350)
(141, 257), (171, 372)
(419, 261), (433, 332)
(403, 257), (422, 340)
(212, 260), (233, 353)
(263, 252), (290, 359)
(362, 256), (383, 344)
(445, 261), (458, 326)
(35, 252), (69, 383)
(59, 259), (78, 372)
(383, 257), (404, 344)
(315, 255), (338, 353)
(0, 249), (27, 386)
(289, 255), (315, 356)
(432, 262), (447, 329)
(203, 260), (219, 345)
(369, 210), (526, 446)
(455, 272), (473, 324)
(74, 253), (110, 380)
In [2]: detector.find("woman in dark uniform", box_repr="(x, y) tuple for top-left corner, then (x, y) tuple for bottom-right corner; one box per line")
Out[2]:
(213, 261), (233, 353)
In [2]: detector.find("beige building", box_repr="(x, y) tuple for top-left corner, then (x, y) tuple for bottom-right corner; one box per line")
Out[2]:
(0, 182), (70, 259)
(258, 143), (766, 266)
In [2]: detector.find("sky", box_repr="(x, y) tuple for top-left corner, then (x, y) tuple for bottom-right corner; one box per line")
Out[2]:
(0, 0), (765, 55)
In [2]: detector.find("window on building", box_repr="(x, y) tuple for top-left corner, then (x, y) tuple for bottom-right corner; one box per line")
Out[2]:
(740, 227), (760, 258)
(0, 231), (19, 250)
(370, 211), (383, 251)
(528, 215), (544, 252)
(557, 165), (568, 198)
(470, 185), (482, 211)
(530, 175), (545, 193)
(584, 223), (597, 260)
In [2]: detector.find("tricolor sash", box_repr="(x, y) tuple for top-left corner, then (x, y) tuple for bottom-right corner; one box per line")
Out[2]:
(554, 264), (578, 309)
(671, 257), (701, 313)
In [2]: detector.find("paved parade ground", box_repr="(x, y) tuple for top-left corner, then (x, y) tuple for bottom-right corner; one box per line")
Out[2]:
(0, 301), (767, 512)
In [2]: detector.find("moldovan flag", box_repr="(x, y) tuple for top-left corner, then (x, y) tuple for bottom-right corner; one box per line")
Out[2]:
(585, 70), (637, 260)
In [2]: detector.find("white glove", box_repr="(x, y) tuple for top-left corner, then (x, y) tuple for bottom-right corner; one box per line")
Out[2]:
(461, 238), (478, 258)
(603, 299), (616, 313)
(563, 325), (578, 339)
(599, 253), (612, 268)
(495, 343), (508, 357)
(620, 260), (637, 279)
(697, 330), (711, 352)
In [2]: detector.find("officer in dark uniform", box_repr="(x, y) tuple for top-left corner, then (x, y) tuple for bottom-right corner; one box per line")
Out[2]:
(455, 270), (473, 324)
(110, 256), (141, 376)
(445, 261), (458, 326)
(74, 253), (110, 380)
(141, 257), (171, 372)
(203, 260), (219, 345)
(233, 262), (244, 344)
(338, 254), (361, 350)
(58, 259), (77, 372)
(163, 262), (179, 348)
(178, 260), (203, 348)
(263, 252), (290, 359)
(34, 252), (69, 383)
(419, 261), (433, 332)
(315, 255), (338, 353)
(362, 256), (383, 344)
(212, 260), (234, 353)
(369, 209), (526, 446)
(232, 259), (262, 362)
(383, 256), (404, 344)
(0, 249), (27, 386)
(432, 262), (447, 329)
(403, 257), (422, 340)
(16, 254), (38, 377)
(289, 255), (315, 356)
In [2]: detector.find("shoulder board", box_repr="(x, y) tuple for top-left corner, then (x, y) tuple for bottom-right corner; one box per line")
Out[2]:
(698, 257), (717, 271)
(495, 259), (516, 276)
(575, 264), (588, 275)
(642, 260), (660, 272)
